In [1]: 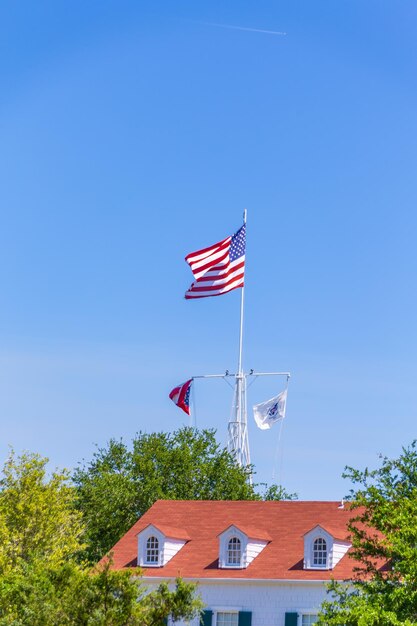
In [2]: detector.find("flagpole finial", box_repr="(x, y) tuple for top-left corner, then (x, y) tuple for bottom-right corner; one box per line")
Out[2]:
(243, 208), (247, 223)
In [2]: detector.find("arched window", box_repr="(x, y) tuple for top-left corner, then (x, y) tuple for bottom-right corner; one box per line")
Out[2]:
(313, 537), (327, 567)
(227, 537), (242, 565)
(146, 536), (159, 564)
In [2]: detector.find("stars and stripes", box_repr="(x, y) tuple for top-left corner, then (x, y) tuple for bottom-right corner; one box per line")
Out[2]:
(169, 379), (192, 415)
(184, 224), (246, 299)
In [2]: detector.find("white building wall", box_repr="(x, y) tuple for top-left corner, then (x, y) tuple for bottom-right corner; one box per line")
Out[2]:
(146, 578), (331, 626)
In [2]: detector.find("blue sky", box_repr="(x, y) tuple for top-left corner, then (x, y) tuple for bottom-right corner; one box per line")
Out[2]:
(1, 0), (416, 499)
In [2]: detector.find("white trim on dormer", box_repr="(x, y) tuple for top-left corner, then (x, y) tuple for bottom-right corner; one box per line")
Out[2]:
(303, 525), (351, 570)
(218, 525), (268, 569)
(304, 526), (332, 569)
(137, 524), (187, 568)
(219, 526), (247, 569)
(138, 525), (164, 567)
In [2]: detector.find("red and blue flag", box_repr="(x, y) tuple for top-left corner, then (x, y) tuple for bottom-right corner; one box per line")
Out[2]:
(169, 379), (192, 415)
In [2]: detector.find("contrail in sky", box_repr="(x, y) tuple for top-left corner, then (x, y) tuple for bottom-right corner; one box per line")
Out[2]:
(198, 21), (287, 36)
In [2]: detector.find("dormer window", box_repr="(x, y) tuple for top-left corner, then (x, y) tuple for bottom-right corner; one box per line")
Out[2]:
(227, 537), (242, 566)
(313, 537), (327, 567)
(218, 524), (270, 569)
(303, 524), (351, 570)
(146, 536), (159, 564)
(137, 523), (189, 568)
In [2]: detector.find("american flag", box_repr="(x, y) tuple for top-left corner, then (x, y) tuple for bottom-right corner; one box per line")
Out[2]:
(184, 224), (246, 299)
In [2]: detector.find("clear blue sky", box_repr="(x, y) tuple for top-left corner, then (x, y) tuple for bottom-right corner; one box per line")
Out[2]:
(1, 0), (416, 499)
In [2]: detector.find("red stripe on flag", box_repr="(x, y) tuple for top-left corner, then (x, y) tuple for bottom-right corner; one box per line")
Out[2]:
(185, 279), (244, 299)
(189, 249), (230, 279)
(197, 260), (245, 282)
(184, 224), (245, 299)
(185, 237), (230, 265)
(169, 379), (192, 415)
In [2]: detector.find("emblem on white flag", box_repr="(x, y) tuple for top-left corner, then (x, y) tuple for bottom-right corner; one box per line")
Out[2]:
(253, 389), (287, 430)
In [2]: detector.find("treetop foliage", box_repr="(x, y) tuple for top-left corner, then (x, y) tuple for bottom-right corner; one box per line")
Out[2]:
(0, 449), (84, 574)
(319, 441), (417, 626)
(74, 427), (296, 563)
(0, 449), (203, 626)
(0, 430), (295, 623)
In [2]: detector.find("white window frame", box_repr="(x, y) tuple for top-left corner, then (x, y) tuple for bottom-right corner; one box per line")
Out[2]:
(219, 526), (247, 569)
(303, 526), (333, 570)
(298, 611), (319, 626)
(226, 536), (242, 566)
(312, 536), (327, 568)
(214, 608), (240, 626)
(138, 526), (165, 567)
(145, 535), (160, 565)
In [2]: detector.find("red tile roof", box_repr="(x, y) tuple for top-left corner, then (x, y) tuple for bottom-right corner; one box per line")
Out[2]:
(105, 500), (357, 580)
(141, 523), (191, 541)
(219, 524), (272, 542)
(306, 524), (350, 543)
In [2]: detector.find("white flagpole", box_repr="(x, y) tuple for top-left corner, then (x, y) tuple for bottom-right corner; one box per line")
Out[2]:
(191, 379), (196, 428)
(237, 209), (246, 376)
(180, 214), (291, 477)
(192, 369), (290, 477)
(228, 209), (250, 469)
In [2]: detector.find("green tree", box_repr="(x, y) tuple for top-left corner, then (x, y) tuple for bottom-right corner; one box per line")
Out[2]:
(0, 450), (202, 626)
(138, 576), (203, 626)
(74, 427), (297, 562)
(0, 560), (203, 626)
(73, 428), (258, 562)
(63, 561), (202, 626)
(262, 483), (298, 501)
(0, 450), (84, 573)
(319, 442), (417, 626)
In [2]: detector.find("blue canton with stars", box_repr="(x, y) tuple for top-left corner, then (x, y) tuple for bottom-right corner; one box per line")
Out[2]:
(184, 385), (191, 408)
(230, 224), (246, 262)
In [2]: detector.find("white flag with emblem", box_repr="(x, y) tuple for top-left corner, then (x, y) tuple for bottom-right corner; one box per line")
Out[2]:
(253, 389), (287, 430)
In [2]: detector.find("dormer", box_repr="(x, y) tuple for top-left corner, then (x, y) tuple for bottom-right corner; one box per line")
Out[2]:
(218, 524), (270, 569)
(303, 524), (351, 570)
(137, 523), (190, 567)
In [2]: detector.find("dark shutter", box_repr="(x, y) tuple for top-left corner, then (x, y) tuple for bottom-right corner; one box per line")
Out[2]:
(238, 611), (252, 626)
(285, 612), (298, 626)
(200, 609), (213, 626)
(162, 618), (168, 626)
